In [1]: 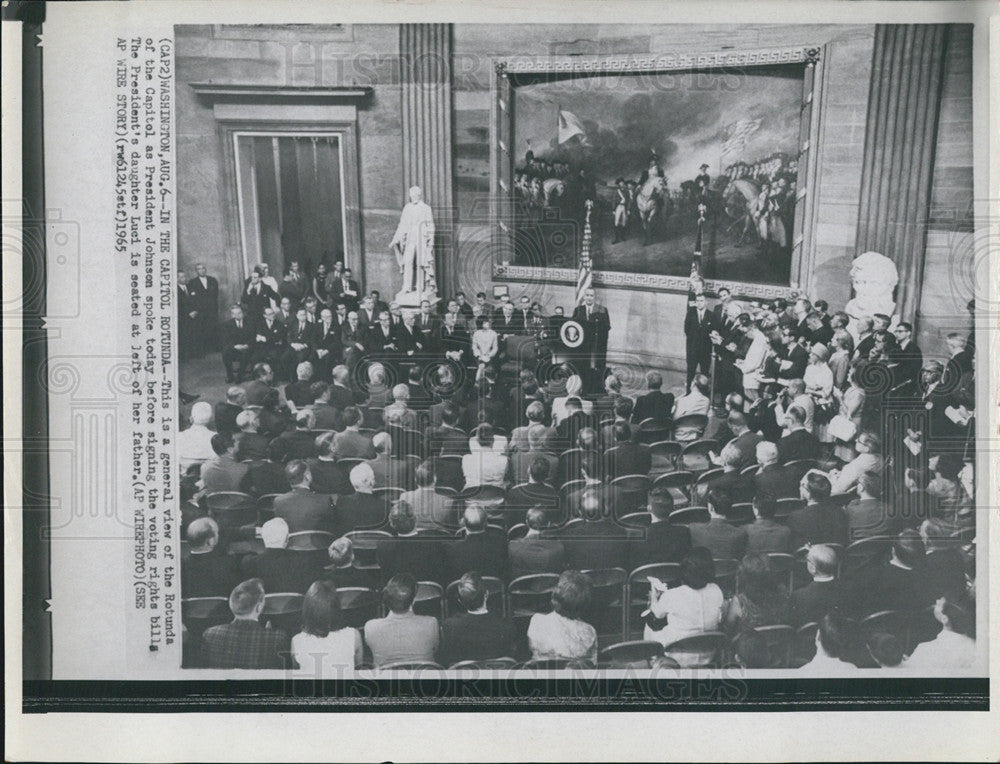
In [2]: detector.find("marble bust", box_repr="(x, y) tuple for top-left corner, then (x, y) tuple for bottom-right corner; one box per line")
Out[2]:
(845, 251), (898, 338)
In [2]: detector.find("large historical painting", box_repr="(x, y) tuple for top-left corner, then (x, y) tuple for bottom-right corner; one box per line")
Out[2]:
(497, 53), (818, 290)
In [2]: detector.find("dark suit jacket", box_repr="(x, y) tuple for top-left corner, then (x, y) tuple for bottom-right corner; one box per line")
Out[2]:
(306, 458), (353, 497)
(439, 612), (519, 666)
(241, 282), (278, 323)
(284, 381), (315, 409)
(778, 428), (821, 464)
(684, 307), (716, 357)
(779, 343), (809, 381)
(554, 519), (637, 570)
(603, 442), (652, 482)
(272, 429), (317, 460)
(332, 429), (376, 460)
(334, 492), (388, 536)
(844, 563), (934, 618)
(571, 303), (611, 355)
(424, 424), (469, 457)
(285, 319), (316, 348)
(445, 529), (509, 582)
(845, 498), (897, 541)
(214, 402), (243, 435)
(688, 519), (748, 561)
(221, 319), (253, 353)
(788, 579), (845, 626)
(730, 430), (764, 471)
(376, 536), (448, 585)
(272, 487), (336, 533)
(508, 536), (568, 578)
(786, 500), (849, 548)
(202, 619), (289, 670)
(367, 324), (398, 354)
(631, 390), (675, 426)
(745, 518), (793, 554)
(706, 469), (754, 505)
(240, 460), (290, 498)
(330, 277), (360, 311)
(328, 384), (355, 412)
(433, 324), (469, 362)
(554, 411), (595, 455)
(188, 274), (219, 316)
(234, 432), (269, 463)
(753, 464), (799, 500)
(509, 451), (559, 487)
(367, 455), (413, 492)
(239, 547), (326, 595)
(629, 520), (692, 568)
(182, 548), (240, 598)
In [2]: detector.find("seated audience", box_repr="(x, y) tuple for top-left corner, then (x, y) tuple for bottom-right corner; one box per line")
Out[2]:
(438, 571), (519, 667)
(179, 401), (217, 469)
(787, 471), (849, 548)
(384, 383), (418, 429)
(332, 406), (376, 460)
(904, 596), (976, 669)
(462, 423), (510, 489)
(753, 441), (797, 500)
(745, 491), (793, 554)
(215, 386), (246, 435)
(308, 432), (353, 496)
(376, 500), (447, 585)
(845, 471), (896, 541)
(509, 401), (555, 454)
(788, 544), (844, 627)
(292, 580), (363, 671)
(778, 404), (821, 463)
(272, 460), (336, 534)
(505, 459), (559, 523)
(557, 488), (636, 571)
(631, 370), (674, 427)
(240, 517), (326, 594)
(366, 431), (413, 492)
(688, 489), (748, 561)
(867, 632), (907, 670)
(509, 508), (567, 578)
(334, 463), (387, 535)
(629, 488), (692, 568)
(233, 410), (268, 463)
(363, 573), (440, 668)
(509, 426), (558, 485)
(526, 570), (598, 664)
(799, 613), (857, 674)
(643, 548), (725, 666)
(723, 553), (790, 633)
(306, 381), (341, 431)
(199, 432), (249, 495)
(182, 517), (238, 598)
(322, 536), (374, 589)
(240, 439), (291, 498)
(829, 431), (883, 495)
(272, 410), (318, 460)
(202, 578), (291, 670)
(399, 460), (458, 530)
(844, 529), (933, 617)
(445, 504), (508, 582)
(551, 374), (593, 426)
(285, 362), (316, 409)
(919, 519), (968, 602)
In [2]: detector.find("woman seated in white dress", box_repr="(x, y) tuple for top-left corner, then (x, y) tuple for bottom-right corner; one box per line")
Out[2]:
(643, 548), (725, 666)
(527, 570), (598, 665)
(471, 315), (499, 377)
(291, 580), (363, 672)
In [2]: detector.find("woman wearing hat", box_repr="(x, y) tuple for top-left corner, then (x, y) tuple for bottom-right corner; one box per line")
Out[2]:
(805, 342), (835, 438)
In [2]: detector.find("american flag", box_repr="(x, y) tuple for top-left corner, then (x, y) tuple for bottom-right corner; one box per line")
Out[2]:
(575, 200), (594, 305)
(721, 118), (763, 157)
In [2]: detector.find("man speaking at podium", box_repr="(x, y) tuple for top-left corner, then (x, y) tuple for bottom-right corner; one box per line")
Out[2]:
(572, 287), (611, 389)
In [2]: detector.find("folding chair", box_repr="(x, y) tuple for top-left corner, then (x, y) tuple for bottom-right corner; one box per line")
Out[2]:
(636, 420), (672, 446)
(713, 558), (740, 598)
(286, 530), (336, 551)
(261, 592), (304, 633)
(661, 631), (728, 668)
(618, 512), (651, 529)
(448, 657), (519, 671)
(411, 581), (445, 620)
(181, 597), (230, 638)
(766, 553), (795, 592)
(598, 640), (664, 668)
(843, 536), (895, 576)
(581, 567), (627, 642)
(377, 661), (445, 672)
(337, 587), (379, 629)
(727, 502), (755, 525)
(672, 414), (708, 442)
(625, 563), (682, 639)
(373, 486), (405, 503)
(775, 497), (805, 519)
(345, 529), (393, 569)
(519, 657), (594, 670)
(667, 506), (709, 525)
(508, 523), (529, 540)
(747, 624), (794, 668)
(652, 470), (694, 508)
(257, 493), (280, 525)
(649, 440), (682, 474)
(680, 439), (720, 474)
(205, 491), (257, 529)
(793, 622), (819, 666)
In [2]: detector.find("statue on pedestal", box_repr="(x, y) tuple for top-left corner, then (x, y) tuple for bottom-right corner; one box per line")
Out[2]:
(844, 251), (899, 341)
(389, 185), (438, 308)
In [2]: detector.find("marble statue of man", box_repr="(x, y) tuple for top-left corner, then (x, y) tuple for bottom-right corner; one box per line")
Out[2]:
(390, 185), (437, 306)
(845, 251), (898, 342)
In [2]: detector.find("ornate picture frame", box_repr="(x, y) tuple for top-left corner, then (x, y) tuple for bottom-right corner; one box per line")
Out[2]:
(489, 46), (825, 300)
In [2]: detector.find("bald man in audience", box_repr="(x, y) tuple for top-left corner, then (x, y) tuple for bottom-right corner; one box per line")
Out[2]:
(701, 442), (751, 504)
(333, 463), (387, 535)
(240, 518), (326, 595)
(555, 489), (637, 571)
(285, 362), (316, 410)
(202, 578), (291, 670)
(272, 460), (336, 533)
(445, 504), (509, 582)
(788, 544), (844, 626)
(182, 517), (238, 598)
(328, 364), (356, 411)
(366, 432), (413, 492)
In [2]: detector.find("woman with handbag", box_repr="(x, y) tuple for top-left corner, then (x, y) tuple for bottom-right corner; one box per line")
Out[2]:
(830, 360), (867, 463)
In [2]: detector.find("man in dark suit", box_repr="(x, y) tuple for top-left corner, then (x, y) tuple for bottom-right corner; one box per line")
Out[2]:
(711, 286), (734, 330)
(284, 363), (316, 410)
(239, 518), (327, 595)
(778, 405), (821, 464)
(776, 325), (809, 383)
(684, 293), (716, 387)
(889, 321), (923, 397)
(727, 412), (764, 472)
(340, 311), (367, 370)
(271, 410), (318, 460)
(367, 432), (413, 492)
(434, 311), (470, 367)
(753, 441), (798, 500)
(445, 505), (509, 582)
(842, 530), (934, 618)
(199, 433), (250, 495)
(220, 305), (254, 383)
(628, 488), (691, 569)
(688, 489), (749, 561)
(414, 298), (440, 342)
(788, 544), (845, 626)
(786, 471), (849, 548)
(282, 308), (317, 384)
(312, 307), (343, 378)
(367, 310), (400, 364)
(328, 365), (356, 411)
(554, 398), (594, 455)
(555, 489), (637, 571)
(332, 407), (376, 460)
(322, 536), (378, 590)
(572, 287), (612, 382)
(424, 402), (469, 457)
(233, 410), (269, 463)
(398, 460), (457, 530)
(272, 460), (336, 533)
(251, 306), (287, 368)
(745, 490), (793, 554)
(241, 268), (279, 327)
(845, 471), (897, 541)
(330, 267), (360, 312)
(512, 295), (534, 334)
(306, 432), (353, 497)
(332, 462), (388, 535)
(182, 517), (240, 598)
(201, 578), (291, 669)
(631, 370), (675, 427)
(509, 429), (559, 487)
(509, 508), (567, 578)
(438, 572), (519, 667)
(602, 422), (652, 491)
(304, 382), (341, 431)
(376, 501), (448, 585)
(214, 386), (246, 436)
(702, 441), (753, 505)
(187, 262), (220, 358)
(505, 457), (560, 524)
(240, 439), (291, 498)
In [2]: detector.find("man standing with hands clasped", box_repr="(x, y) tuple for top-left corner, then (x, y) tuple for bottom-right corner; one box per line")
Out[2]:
(572, 287), (611, 389)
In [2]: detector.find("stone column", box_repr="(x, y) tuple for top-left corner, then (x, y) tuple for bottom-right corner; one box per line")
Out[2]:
(400, 24), (456, 300)
(855, 24), (949, 324)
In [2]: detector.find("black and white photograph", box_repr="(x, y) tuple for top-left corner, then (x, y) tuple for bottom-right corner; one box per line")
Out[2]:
(6, 1), (998, 761)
